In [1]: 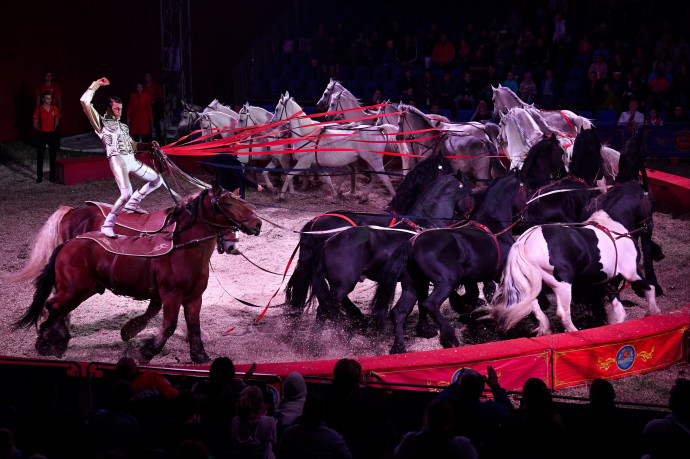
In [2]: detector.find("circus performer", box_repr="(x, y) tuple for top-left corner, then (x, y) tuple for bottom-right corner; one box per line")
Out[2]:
(80, 77), (163, 237)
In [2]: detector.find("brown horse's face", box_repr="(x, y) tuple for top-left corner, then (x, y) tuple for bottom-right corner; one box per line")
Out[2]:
(217, 192), (262, 236)
(35, 317), (70, 358)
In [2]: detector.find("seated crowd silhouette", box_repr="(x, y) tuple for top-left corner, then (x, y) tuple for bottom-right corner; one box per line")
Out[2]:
(1, 356), (687, 458)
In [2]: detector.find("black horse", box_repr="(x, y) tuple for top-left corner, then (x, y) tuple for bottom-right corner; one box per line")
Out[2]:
(371, 169), (519, 354)
(306, 173), (474, 333)
(284, 151), (458, 316)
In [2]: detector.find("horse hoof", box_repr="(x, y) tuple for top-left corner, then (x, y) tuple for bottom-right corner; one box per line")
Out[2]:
(440, 334), (459, 348)
(416, 323), (438, 339)
(390, 343), (407, 354)
(192, 351), (211, 364)
(139, 340), (158, 362)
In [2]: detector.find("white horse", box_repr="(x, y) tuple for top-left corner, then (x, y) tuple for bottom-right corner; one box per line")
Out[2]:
(271, 92), (402, 203)
(497, 108), (547, 169)
(492, 84), (592, 135)
(492, 209), (659, 335)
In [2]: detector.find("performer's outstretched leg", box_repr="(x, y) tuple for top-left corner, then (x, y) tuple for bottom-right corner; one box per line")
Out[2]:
(123, 156), (162, 214)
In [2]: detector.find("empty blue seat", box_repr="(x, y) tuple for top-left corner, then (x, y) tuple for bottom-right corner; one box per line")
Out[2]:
(456, 109), (474, 122)
(362, 80), (380, 99)
(288, 79), (306, 96)
(580, 110), (593, 119)
(306, 79), (324, 100)
(596, 110), (619, 125)
(391, 66), (405, 81)
(249, 77), (268, 97)
(303, 106), (315, 115)
(345, 80), (363, 97)
(337, 64), (352, 80)
(354, 65), (371, 83)
(437, 108), (453, 121)
(659, 110), (668, 122)
(269, 78), (287, 97)
(382, 81), (399, 100)
(371, 66), (389, 83)
(262, 104), (276, 113)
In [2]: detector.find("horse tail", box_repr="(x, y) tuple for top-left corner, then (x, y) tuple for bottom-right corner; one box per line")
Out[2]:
(371, 242), (413, 316)
(284, 223), (321, 313)
(14, 242), (66, 330)
(492, 238), (543, 332)
(7, 206), (72, 283)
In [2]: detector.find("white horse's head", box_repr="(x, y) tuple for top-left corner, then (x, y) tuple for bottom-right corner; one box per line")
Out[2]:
(492, 85), (525, 117)
(316, 79), (341, 112)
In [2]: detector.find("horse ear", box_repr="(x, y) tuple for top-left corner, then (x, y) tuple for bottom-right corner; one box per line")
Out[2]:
(285, 90), (291, 98)
(232, 188), (240, 197)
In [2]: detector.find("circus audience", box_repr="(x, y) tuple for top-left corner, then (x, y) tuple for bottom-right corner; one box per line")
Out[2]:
(642, 378), (690, 459)
(437, 366), (512, 459)
(89, 380), (142, 458)
(230, 385), (277, 458)
(499, 377), (566, 459)
(275, 371), (307, 436)
(276, 392), (352, 459)
(393, 399), (478, 459)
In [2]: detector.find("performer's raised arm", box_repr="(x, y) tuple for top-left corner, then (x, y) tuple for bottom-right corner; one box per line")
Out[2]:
(80, 77), (110, 132)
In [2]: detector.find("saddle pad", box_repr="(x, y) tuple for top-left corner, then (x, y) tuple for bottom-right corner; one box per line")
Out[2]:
(86, 201), (170, 233)
(76, 223), (176, 257)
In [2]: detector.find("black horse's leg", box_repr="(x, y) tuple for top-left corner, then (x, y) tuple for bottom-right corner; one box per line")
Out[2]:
(339, 296), (367, 333)
(421, 282), (459, 348)
(390, 274), (420, 354)
(183, 296), (210, 364)
(639, 233), (664, 296)
(413, 275), (436, 339)
(140, 296), (181, 362)
(121, 298), (163, 341)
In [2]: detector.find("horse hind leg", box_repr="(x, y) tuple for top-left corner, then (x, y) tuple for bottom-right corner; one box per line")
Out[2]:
(121, 298), (162, 341)
(631, 280), (660, 316)
(552, 283), (578, 333)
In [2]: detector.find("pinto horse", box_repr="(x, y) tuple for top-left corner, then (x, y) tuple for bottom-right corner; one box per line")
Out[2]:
(492, 181), (660, 335)
(13, 186), (262, 363)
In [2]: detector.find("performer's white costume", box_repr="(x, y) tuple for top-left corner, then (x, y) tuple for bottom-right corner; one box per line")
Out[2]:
(80, 82), (162, 237)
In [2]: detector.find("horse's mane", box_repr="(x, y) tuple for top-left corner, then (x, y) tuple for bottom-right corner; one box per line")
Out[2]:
(169, 188), (208, 225)
(387, 151), (453, 214)
(501, 112), (530, 146)
(570, 129), (603, 186)
(403, 104), (435, 128)
(616, 135), (646, 185)
(493, 86), (525, 111)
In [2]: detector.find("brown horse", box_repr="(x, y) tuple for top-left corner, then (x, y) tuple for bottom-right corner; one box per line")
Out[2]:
(13, 185), (262, 363)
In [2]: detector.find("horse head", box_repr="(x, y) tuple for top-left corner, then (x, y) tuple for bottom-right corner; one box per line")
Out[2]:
(326, 91), (345, 121)
(208, 184), (262, 236)
(315, 78), (339, 113)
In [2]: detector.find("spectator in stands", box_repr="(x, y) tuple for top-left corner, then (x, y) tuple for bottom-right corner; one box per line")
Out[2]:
(575, 32), (594, 66)
(668, 104), (690, 123)
(431, 33), (455, 69)
(398, 69), (419, 100)
(438, 71), (459, 110)
(539, 68), (558, 109)
(396, 34), (418, 67)
(518, 71), (537, 104)
(192, 357), (250, 453)
(597, 80), (622, 113)
(618, 99), (645, 131)
(381, 38), (397, 68)
(552, 12), (566, 45)
(175, 439), (209, 459)
(471, 99), (494, 123)
(502, 71), (518, 94)
(647, 61), (674, 111)
(277, 392), (352, 459)
(646, 108), (664, 126)
(326, 358), (397, 458)
(275, 372), (307, 432)
(0, 428), (21, 459)
(437, 366), (512, 458)
(573, 378), (631, 459)
(164, 390), (203, 451)
(452, 72), (476, 110)
(609, 53), (628, 79)
(393, 399), (478, 459)
(456, 37), (472, 67)
(420, 70), (437, 108)
(231, 385), (277, 458)
(591, 40), (611, 63)
(368, 88), (383, 107)
(589, 53), (608, 81)
(116, 356), (179, 401)
(621, 65), (647, 107)
(672, 63), (690, 107)
(642, 378), (690, 459)
(89, 380), (143, 457)
(499, 378), (565, 459)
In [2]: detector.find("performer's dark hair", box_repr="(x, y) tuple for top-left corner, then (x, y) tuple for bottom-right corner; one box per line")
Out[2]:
(108, 96), (123, 107)
(41, 92), (52, 100)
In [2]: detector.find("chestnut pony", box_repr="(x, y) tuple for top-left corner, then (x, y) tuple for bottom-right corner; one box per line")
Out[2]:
(14, 185), (261, 363)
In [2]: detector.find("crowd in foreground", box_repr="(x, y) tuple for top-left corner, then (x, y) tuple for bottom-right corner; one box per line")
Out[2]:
(0, 356), (688, 459)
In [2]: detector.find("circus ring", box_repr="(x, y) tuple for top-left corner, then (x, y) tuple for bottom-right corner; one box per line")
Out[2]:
(1, 121), (689, 412)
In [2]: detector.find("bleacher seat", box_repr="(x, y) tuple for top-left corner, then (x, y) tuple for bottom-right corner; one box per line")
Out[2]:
(280, 64), (296, 79)
(450, 67), (464, 82)
(303, 106), (315, 115)
(660, 110), (668, 122)
(306, 79), (324, 100)
(437, 108), (453, 121)
(596, 110), (619, 125)
(249, 77), (268, 97)
(363, 80), (380, 99)
(288, 78), (306, 96)
(371, 66), (389, 83)
(382, 81), (399, 100)
(391, 66), (405, 81)
(269, 78), (287, 96)
(564, 82), (580, 100)
(580, 110), (593, 120)
(456, 109), (474, 122)
(345, 80), (363, 97)
(336, 64), (352, 80)
(354, 65), (370, 83)
(262, 104), (276, 113)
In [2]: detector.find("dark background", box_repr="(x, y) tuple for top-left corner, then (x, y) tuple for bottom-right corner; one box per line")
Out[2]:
(0, 0), (286, 142)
